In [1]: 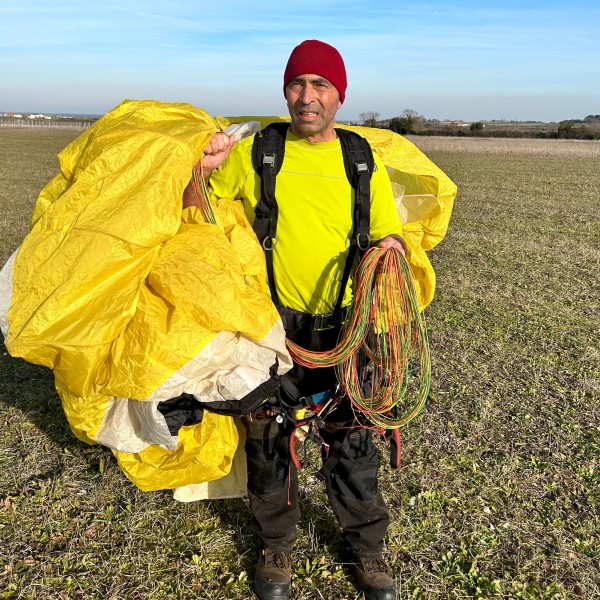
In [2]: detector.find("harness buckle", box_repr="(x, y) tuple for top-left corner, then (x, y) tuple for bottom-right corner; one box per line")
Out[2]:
(356, 232), (371, 251)
(312, 313), (335, 330)
(262, 154), (276, 168)
(355, 161), (369, 174)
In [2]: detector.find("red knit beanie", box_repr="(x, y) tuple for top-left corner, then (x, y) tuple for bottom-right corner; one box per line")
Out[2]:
(283, 40), (347, 104)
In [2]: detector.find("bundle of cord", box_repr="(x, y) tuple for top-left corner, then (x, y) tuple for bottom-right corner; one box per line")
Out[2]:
(286, 247), (431, 429)
(188, 165), (431, 429)
(191, 163), (217, 225)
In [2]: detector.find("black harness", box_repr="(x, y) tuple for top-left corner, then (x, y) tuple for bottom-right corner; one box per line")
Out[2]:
(160, 124), (402, 468)
(251, 122), (374, 331)
(250, 124), (404, 471)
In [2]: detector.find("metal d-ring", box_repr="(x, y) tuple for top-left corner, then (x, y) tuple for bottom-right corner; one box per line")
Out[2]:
(262, 236), (277, 251)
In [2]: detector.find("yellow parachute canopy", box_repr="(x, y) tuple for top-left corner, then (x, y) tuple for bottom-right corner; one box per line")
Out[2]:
(0, 100), (456, 500)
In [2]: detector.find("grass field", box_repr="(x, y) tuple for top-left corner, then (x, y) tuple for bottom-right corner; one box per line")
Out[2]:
(0, 128), (598, 599)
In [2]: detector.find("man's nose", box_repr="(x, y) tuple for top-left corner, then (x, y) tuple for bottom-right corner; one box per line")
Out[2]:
(299, 84), (315, 104)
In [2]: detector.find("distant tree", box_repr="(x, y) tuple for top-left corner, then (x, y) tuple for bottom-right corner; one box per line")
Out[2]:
(359, 111), (380, 127)
(470, 121), (484, 132)
(578, 125), (595, 139)
(557, 120), (575, 138)
(388, 117), (407, 134)
(583, 114), (600, 123)
(388, 109), (424, 135)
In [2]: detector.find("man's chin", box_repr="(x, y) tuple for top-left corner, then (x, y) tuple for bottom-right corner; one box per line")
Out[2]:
(292, 121), (322, 135)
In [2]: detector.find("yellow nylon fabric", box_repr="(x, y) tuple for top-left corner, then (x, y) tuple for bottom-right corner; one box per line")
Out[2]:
(4, 100), (288, 493)
(114, 412), (239, 492)
(1, 102), (455, 496)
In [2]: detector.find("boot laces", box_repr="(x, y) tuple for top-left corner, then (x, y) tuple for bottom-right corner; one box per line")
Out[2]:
(360, 556), (389, 574)
(263, 550), (292, 569)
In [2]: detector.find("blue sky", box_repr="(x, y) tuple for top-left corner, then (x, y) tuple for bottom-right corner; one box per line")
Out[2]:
(1, 0), (598, 121)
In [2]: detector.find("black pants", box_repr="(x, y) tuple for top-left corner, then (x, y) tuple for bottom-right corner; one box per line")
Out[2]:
(242, 401), (390, 556)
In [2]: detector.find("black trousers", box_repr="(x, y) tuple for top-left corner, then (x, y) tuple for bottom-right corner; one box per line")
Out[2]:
(242, 401), (390, 556)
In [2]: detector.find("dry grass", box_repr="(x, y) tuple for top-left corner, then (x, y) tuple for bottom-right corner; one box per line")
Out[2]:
(0, 128), (78, 265)
(1, 129), (599, 599)
(408, 135), (600, 157)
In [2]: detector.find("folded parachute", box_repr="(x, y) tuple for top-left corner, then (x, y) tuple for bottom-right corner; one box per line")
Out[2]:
(0, 100), (456, 501)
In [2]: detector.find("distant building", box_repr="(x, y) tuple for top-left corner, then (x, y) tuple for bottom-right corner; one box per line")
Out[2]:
(443, 121), (471, 128)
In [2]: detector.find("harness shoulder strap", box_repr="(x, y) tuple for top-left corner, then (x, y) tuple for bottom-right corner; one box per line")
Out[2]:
(251, 122), (289, 177)
(335, 128), (375, 191)
(333, 128), (375, 312)
(251, 123), (290, 306)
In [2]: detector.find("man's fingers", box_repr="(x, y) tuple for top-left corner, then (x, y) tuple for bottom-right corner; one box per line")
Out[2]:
(197, 132), (236, 174)
(375, 235), (406, 257)
(205, 132), (233, 155)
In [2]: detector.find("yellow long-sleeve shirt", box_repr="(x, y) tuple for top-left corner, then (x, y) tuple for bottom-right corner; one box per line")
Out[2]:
(210, 129), (402, 314)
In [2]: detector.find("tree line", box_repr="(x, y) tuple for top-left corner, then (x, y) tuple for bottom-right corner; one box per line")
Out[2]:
(359, 111), (600, 140)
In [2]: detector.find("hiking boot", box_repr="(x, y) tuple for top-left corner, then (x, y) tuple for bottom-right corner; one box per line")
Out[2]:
(254, 548), (292, 600)
(351, 555), (397, 600)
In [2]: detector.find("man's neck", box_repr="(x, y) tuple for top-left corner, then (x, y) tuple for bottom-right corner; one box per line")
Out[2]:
(289, 124), (337, 143)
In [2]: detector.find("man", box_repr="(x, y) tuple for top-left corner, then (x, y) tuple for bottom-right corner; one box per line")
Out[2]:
(184, 39), (404, 600)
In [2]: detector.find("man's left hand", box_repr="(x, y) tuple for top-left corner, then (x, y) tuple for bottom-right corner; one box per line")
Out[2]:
(375, 234), (406, 257)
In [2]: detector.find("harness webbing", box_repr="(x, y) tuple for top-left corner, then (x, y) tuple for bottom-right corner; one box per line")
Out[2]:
(252, 123), (287, 306)
(334, 131), (372, 313)
(251, 123), (375, 327)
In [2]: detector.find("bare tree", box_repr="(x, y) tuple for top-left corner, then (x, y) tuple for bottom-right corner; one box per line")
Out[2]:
(359, 111), (380, 127)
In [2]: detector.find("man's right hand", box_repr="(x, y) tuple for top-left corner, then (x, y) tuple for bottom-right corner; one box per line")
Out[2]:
(182, 132), (234, 208)
(200, 131), (235, 174)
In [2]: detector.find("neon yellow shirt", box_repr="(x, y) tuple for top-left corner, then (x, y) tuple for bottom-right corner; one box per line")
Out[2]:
(210, 130), (402, 314)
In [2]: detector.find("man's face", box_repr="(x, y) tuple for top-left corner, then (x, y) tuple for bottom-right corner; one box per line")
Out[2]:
(285, 74), (341, 142)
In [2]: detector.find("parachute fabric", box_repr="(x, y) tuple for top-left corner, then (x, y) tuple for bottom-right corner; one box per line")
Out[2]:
(0, 100), (292, 498)
(0, 101), (456, 500)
